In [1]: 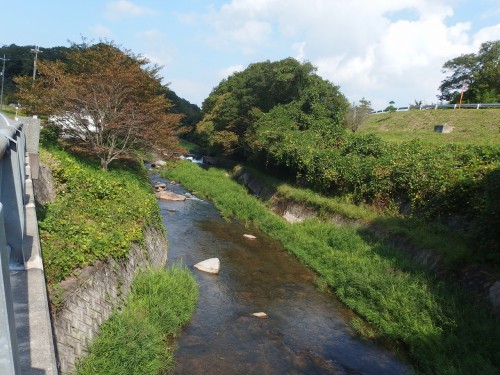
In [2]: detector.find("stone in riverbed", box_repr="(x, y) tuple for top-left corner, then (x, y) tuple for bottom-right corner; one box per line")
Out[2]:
(243, 234), (257, 240)
(153, 183), (167, 191)
(251, 312), (268, 318)
(194, 258), (220, 274)
(155, 190), (186, 201)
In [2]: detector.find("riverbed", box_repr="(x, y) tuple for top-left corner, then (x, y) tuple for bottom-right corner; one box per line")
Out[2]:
(151, 173), (412, 375)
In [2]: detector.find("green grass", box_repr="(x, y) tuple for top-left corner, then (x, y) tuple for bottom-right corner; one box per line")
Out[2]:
(236, 165), (473, 269)
(74, 266), (198, 375)
(162, 160), (500, 375)
(359, 109), (500, 145)
(38, 145), (162, 285)
(178, 138), (205, 154)
(0, 107), (17, 118)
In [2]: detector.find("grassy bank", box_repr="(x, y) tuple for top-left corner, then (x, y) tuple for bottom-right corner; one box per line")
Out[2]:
(359, 109), (500, 145)
(38, 144), (161, 285)
(75, 266), (198, 375)
(37, 141), (199, 373)
(162, 160), (500, 375)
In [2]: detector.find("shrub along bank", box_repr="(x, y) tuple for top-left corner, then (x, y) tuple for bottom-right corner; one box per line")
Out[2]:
(163, 160), (500, 375)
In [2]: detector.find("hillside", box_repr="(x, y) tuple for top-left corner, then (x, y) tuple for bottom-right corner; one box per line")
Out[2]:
(359, 108), (500, 145)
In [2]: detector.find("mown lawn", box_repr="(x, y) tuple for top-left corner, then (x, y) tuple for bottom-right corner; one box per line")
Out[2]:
(359, 109), (500, 145)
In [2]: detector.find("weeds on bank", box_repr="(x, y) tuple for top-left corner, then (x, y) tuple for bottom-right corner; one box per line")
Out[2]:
(38, 145), (161, 285)
(74, 266), (198, 375)
(163, 160), (500, 375)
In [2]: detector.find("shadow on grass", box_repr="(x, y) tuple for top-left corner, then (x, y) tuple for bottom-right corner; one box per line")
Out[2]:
(354, 217), (500, 374)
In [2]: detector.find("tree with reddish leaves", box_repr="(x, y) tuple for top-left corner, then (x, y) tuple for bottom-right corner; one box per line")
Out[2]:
(16, 41), (185, 170)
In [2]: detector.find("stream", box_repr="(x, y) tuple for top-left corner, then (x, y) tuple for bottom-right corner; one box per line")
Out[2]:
(150, 172), (412, 375)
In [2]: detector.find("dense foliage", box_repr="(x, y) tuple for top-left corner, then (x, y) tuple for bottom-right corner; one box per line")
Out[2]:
(196, 58), (348, 158)
(0, 44), (70, 104)
(165, 89), (201, 128)
(252, 123), (500, 263)
(15, 42), (185, 170)
(75, 266), (198, 375)
(194, 58), (500, 262)
(38, 145), (161, 284)
(163, 161), (500, 375)
(438, 40), (500, 103)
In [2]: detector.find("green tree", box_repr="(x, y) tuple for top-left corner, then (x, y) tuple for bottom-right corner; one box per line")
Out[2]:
(385, 100), (396, 113)
(438, 40), (500, 103)
(196, 58), (348, 157)
(15, 41), (184, 170)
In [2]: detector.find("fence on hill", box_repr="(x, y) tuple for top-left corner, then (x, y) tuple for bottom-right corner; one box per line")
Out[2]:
(371, 102), (500, 114)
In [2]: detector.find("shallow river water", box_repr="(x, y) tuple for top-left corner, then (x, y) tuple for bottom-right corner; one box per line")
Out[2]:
(151, 173), (412, 375)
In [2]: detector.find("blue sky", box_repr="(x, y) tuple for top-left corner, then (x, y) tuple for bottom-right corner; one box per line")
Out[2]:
(1, 0), (499, 110)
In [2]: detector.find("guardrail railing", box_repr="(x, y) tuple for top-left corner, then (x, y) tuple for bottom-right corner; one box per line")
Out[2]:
(0, 113), (24, 374)
(371, 102), (500, 114)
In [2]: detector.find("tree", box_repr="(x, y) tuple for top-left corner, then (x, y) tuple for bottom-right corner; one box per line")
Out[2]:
(438, 40), (500, 103)
(343, 97), (372, 133)
(196, 58), (348, 157)
(385, 100), (396, 113)
(15, 42), (184, 170)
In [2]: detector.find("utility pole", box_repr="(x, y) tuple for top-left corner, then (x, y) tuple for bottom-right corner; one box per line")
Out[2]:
(0, 54), (9, 110)
(30, 46), (42, 83)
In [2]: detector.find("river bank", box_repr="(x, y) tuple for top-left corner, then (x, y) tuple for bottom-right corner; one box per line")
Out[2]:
(162, 160), (500, 375)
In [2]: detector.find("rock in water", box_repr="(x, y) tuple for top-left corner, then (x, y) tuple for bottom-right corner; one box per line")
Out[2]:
(194, 258), (220, 274)
(155, 191), (186, 201)
(251, 312), (268, 318)
(243, 234), (257, 239)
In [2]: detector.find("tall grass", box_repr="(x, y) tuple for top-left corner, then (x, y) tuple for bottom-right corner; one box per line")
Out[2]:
(162, 161), (500, 374)
(74, 266), (198, 375)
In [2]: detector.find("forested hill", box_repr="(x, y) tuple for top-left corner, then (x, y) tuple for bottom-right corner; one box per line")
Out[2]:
(0, 44), (200, 126)
(0, 44), (70, 98)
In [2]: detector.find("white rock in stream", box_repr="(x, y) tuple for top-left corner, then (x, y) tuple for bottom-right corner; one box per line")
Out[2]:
(251, 312), (268, 318)
(243, 234), (257, 239)
(194, 258), (220, 274)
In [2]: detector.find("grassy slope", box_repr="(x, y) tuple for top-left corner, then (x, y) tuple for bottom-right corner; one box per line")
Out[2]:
(359, 109), (500, 145)
(75, 266), (198, 375)
(163, 161), (500, 375)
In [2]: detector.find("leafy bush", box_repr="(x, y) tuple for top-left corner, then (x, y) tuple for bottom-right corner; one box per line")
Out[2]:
(39, 123), (61, 146)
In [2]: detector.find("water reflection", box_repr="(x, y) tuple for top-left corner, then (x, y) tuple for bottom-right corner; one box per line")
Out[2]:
(152, 174), (411, 375)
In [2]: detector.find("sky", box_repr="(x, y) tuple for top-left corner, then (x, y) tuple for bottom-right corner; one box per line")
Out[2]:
(1, 0), (499, 110)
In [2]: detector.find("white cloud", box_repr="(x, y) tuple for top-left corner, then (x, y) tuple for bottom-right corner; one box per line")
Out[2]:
(292, 42), (306, 61)
(106, 0), (156, 20)
(90, 24), (113, 38)
(218, 64), (245, 79)
(472, 24), (500, 49)
(199, 0), (499, 109)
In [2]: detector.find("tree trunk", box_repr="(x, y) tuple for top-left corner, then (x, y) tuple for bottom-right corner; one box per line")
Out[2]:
(100, 158), (109, 171)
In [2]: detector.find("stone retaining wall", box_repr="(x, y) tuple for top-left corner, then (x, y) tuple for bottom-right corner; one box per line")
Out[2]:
(52, 227), (167, 374)
(33, 158), (168, 373)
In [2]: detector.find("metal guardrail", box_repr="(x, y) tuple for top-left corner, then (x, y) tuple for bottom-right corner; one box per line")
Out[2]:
(371, 102), (500, 114)
(0, 112), (24, 374)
